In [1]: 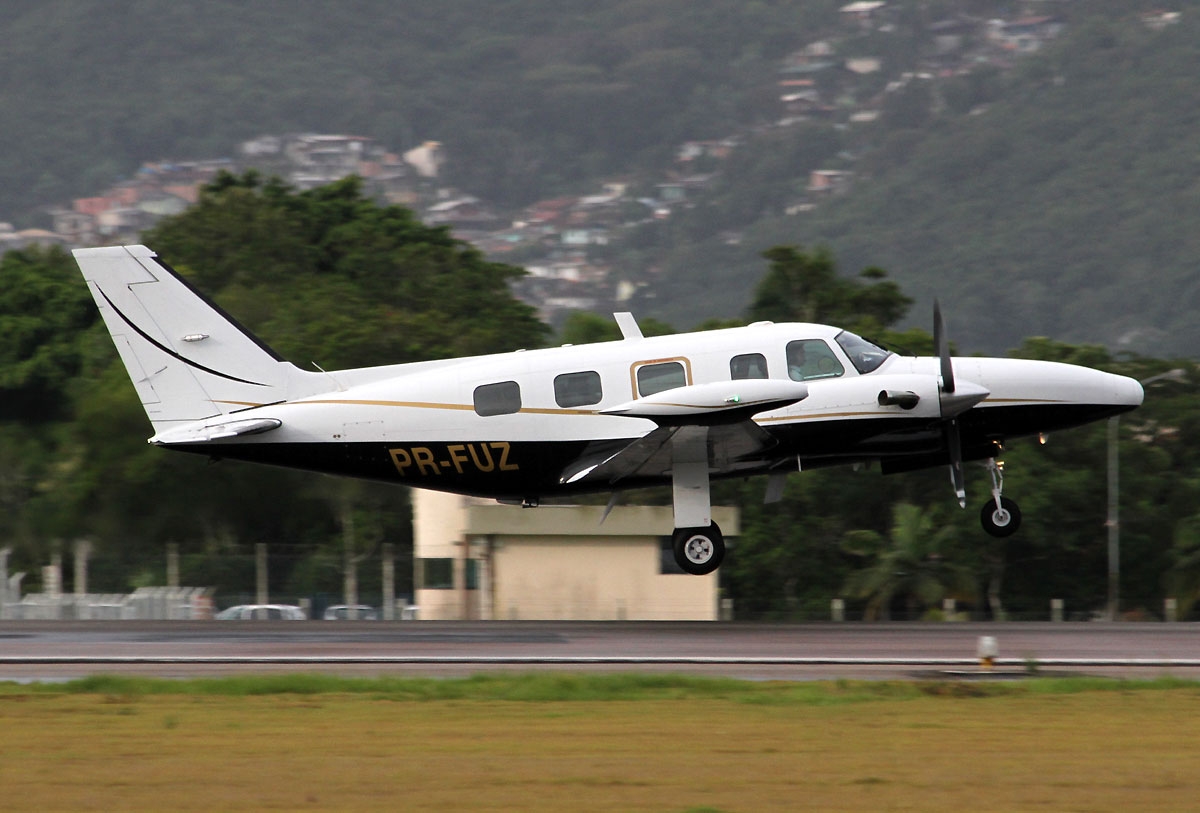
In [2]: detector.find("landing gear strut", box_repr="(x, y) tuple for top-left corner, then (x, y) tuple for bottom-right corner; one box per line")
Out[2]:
(979, 458), (1021, 537)
(672, 523), (725, 575)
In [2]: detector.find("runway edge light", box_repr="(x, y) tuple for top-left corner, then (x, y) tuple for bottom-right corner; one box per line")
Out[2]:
(977, 635), (998, 671)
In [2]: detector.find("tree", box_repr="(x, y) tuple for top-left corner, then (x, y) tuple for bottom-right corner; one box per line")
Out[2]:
(747, 245), (911, 336)
(557, 311), (676, 345)
(0, 247), (100, 421)
(841, 503), (977, 621)
(144, 172), (550, 365)
(1, 174), (551, 597)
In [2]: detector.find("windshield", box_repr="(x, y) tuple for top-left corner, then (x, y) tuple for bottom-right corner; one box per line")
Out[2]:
(835, 331), (892, 374)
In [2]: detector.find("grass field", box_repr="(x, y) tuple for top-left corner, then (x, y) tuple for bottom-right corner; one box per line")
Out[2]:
(1, 674), (1198, 811)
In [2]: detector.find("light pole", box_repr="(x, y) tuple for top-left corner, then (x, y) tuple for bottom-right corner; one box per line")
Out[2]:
(1107, 369), (1186, 622)
(1106, 414), (1119, 621)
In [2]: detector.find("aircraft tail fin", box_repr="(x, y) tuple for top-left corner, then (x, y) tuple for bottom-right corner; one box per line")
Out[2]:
(73, 245), (314, 434)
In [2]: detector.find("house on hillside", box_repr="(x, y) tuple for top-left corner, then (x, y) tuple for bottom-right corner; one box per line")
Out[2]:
(403, 141), (445, 178)
(424, 196), (503, 230)
(0, 225), (66, 250)
(840, 1), (887, 28)
(808, 170), (854, 196)
(928, 17), (977, 56)
(1142, 11), (1181, 30)
(48, 208), (97, 246)
(986, 16), (1064, 53)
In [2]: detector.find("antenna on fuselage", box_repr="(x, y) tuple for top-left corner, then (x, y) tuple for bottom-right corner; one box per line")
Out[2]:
(613, 312), (643, 340)
(311, 360), (345, 392)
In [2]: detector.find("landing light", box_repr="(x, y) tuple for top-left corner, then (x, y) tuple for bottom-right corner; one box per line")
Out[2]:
(1039, 433), (1048, 445)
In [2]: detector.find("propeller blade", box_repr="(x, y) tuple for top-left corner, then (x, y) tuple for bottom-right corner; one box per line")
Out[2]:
(946, 418), (966, 508)
(934, 299), (954, 394)
(934, 300), (969, 508)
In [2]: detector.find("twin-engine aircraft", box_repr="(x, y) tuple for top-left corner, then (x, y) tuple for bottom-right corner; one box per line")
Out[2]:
(73, 245), (1144, 575)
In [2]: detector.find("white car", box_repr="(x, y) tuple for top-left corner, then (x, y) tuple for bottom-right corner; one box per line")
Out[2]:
(322, 604), (379, 621)
(214, 604), (306, 621)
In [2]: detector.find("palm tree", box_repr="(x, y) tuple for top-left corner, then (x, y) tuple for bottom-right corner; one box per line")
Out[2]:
(842, 503), (977, 621)
(1166, 514), (1200, 619)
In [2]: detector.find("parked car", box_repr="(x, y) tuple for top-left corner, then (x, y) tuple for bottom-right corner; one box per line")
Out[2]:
(214, 604), (306, 621)
(322, 604), (379, 621)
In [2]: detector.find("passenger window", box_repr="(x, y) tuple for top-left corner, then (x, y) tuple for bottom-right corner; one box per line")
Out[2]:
(473, 381), (522, 416)
(636, 361), (687, 397)
(730, 353), (768, 380)
(554, 371), (603, 408)
(786, 339), (845, 381)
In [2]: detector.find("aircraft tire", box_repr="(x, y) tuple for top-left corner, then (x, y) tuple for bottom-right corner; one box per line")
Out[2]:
(672, 523), (725, 575)
(980, 496), (1021, 537)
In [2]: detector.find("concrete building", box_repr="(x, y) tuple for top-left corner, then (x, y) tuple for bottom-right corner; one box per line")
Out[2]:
(413, 489), (737, 621)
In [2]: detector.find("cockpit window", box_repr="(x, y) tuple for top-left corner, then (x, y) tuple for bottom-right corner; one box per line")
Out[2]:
(786, 339), (844, 381)
(835, 331), (893, 374)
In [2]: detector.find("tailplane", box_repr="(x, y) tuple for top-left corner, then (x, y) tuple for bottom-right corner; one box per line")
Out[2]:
(73, 245), (314, 434)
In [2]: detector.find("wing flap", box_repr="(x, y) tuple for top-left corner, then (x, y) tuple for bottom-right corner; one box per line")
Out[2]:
(560, 420), (777, 488)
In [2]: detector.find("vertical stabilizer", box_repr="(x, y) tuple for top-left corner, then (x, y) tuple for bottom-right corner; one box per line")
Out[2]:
(73, 245), (308, 433)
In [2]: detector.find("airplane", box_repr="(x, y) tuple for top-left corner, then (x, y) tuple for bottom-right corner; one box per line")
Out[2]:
(73, 244), (1144, 575)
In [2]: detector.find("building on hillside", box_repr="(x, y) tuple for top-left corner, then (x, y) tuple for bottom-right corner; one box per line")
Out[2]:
(808, 169), (854, 196)
(423, 196), (503, 230)
(412, 489), (737, 621)
(0, 225), (66, 250)
(986, 16), (1064, 53)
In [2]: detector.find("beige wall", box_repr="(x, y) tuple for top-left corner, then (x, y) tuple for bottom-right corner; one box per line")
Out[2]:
(491, 535), (716, 621)
(412, 491), (736, 621)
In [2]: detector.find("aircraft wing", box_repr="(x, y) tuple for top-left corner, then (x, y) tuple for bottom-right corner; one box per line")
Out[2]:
(560, 419), (779, 488)
(599, 378), (807, 425)
(562, 379), (805, 488)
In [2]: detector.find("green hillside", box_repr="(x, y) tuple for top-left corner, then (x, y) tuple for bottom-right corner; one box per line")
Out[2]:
(0, 0), (834, 218)
(3, 1), (1196, 355)
(650, 8), (1200, 355)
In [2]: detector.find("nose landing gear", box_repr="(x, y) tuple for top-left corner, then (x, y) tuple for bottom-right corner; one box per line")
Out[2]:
(980, 458), (1021, 537)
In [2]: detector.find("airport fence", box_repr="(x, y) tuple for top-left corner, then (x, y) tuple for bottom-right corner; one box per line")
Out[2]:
(1, 587), (214, 621)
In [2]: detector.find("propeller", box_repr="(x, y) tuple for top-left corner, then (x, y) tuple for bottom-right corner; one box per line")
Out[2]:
(933, 300), (989, 508)
(934, 299), (954, 395)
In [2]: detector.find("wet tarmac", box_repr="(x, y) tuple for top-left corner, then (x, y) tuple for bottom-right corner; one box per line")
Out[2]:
(1, 621), (1198, 681)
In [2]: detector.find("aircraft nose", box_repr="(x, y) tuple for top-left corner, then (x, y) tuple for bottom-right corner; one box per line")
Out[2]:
(1115, 374), (1145, 407)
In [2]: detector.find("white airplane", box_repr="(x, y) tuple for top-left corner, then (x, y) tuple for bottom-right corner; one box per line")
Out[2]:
(73, 245), (1144, 575)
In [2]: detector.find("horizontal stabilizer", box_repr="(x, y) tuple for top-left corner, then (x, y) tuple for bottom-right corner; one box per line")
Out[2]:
(600, 379), (808, 425)
(150, 417), (282, 445)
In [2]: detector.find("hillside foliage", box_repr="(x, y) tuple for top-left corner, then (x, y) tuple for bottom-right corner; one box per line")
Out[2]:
(2, 2), (1195, 355)
(648, 5), (1199, 355)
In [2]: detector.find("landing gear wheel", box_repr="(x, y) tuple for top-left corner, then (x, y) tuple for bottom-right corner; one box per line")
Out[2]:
(672, 523), (725, 575)
(980, 496), (1021, 537)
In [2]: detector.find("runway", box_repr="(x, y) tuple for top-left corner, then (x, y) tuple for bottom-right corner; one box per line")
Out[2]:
(2, 621), (1199, 681)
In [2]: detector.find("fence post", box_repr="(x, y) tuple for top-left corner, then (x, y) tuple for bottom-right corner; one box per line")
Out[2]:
(1051, 598), (1064, 622)
(255, 543), (268, 607)
(167, 543), (180, 588)
(0, 548), (9, 620)
(382, 543), (395, 621)
(831, 598), (845, 622)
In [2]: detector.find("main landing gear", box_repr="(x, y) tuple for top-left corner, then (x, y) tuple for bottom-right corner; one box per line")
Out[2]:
(979, 458), (1021, 537)
(672, 523), (725, 575)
